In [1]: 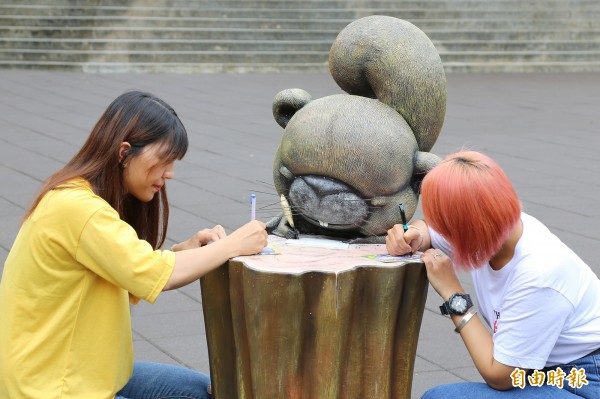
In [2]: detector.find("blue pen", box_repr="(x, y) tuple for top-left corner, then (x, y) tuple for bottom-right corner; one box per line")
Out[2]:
(399, 203), (408, 232)
(250, 194), (256, 221)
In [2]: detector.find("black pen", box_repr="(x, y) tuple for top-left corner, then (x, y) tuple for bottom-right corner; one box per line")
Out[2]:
(399, 203), (412, 255)
(399, 203), (408, 232)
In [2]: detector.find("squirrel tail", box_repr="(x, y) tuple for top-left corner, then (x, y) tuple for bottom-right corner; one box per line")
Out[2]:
(329, 15), (447, 152)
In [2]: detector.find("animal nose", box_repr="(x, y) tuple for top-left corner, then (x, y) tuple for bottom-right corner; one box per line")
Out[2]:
(288, 175), (369, 229)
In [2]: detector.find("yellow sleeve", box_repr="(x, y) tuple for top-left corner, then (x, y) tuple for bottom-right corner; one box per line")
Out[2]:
(75, 206), (175, 304)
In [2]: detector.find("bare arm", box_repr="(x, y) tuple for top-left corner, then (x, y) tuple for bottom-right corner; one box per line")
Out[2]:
(453, 310), (517, 390)
(163, 220), (267, 291)
(421, 249), (517, 390)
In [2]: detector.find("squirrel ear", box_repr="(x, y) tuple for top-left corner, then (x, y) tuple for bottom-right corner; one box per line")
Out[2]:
(415, 151), (441, 174)
(412, 151), (442, 193)
(272, 88), (312, 128)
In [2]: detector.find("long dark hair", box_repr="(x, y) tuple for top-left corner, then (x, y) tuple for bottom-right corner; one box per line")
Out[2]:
(24, 90), (188, 249)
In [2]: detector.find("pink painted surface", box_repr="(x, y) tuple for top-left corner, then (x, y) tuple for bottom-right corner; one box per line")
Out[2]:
(234, 235), (419, 273)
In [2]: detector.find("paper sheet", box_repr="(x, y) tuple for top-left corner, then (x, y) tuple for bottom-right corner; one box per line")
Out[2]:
(258, 245), (281, 255)
(285, 237), (350, 249)
(364, 254), (422, 263)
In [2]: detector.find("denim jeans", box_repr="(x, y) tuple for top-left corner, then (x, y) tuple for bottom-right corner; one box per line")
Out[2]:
(421, 352), (599, 399)
(115, 362), (211, 399)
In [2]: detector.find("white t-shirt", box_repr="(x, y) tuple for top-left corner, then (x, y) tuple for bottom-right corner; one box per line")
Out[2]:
(429, 213), (600, 369)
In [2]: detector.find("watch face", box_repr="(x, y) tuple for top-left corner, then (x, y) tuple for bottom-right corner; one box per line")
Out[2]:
(450, 296), (468, 313)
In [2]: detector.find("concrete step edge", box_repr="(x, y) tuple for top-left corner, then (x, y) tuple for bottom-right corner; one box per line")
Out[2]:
(4, 49), (600, 56)
(2, 37), (599, 44)
(3, 0), (599, 7)
(1, 60), (599, 74)
(5, 26), (600, 33)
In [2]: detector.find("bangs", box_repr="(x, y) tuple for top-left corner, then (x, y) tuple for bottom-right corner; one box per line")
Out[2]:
(158, 124), (188, 161)
(146, 95), (188, 161)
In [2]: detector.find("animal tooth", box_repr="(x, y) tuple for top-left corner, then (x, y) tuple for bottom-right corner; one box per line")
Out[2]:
(319, 221), (329, 227)
(280, 194), (295, 228)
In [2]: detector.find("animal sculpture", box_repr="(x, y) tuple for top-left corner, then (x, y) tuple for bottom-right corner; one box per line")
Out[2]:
(267, 15), (447, 243)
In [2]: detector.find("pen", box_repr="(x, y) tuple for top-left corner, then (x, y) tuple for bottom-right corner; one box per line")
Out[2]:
(399, 202), (412, 255)
(399, 203), (408, 232)
(250, 194), (256, 221)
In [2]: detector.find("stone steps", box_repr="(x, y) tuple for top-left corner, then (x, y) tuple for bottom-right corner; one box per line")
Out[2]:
(3, 0), (598, 8)
(4, 16), (600, 30)
(4, 26), (600, 41)
(4, 47), (600, 63)
(0, 0), (599, 73)
(3, 60), (597, 74)
(4, 38), (599, 53)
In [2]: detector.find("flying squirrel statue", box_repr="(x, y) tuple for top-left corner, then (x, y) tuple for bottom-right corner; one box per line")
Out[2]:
(266, 15), (447, 243)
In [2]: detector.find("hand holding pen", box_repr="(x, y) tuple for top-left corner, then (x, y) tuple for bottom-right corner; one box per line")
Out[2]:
(241, 193), (269, 254)
(385, 203), (418, 256)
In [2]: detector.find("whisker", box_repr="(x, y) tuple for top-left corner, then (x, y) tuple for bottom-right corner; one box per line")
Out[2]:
(258, 203), (288, 210)
(249, 189), (279, 197)
(259, 211), (304, 219)
(256, 209), (304, 217)
(257, 196), (387, 236)
(336, 197), (377, 202)
(259, 200), (303, 211)
(348, 223), (380, 238)
(256, 180), (276, 187)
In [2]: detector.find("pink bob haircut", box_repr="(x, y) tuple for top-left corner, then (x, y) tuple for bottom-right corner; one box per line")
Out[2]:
(421, 151), (521, 270)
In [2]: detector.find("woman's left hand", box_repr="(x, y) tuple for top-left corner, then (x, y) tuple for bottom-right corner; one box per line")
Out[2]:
(421, 248), (464, 301)
(170, 225), (227, 252)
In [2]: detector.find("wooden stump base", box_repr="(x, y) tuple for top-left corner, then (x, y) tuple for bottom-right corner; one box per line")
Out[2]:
(200, 236), (428, 399)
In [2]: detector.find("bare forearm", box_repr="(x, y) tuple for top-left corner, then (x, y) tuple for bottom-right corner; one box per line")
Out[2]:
(422, 246), (516, 390)
(163, 239), (236, 291)
(163, 220), (267, 291)
(452, 314), (515, 390)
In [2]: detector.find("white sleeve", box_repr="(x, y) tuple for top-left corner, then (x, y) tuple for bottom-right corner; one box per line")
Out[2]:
(428, 227), (454, 259)
(492, 286), (573, 370)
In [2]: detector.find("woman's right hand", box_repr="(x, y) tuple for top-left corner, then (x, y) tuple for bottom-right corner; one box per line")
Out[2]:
(386, 223), (423, 255)
(227, 220), (268, 256)
(165, 221), (268, 291)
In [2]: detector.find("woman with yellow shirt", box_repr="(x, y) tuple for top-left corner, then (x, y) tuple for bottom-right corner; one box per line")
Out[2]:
(0, 90), (267, 399)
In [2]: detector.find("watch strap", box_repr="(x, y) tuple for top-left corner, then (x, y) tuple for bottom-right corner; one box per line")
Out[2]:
(440, 293), (473, 315)
(439, 302), (451, 315)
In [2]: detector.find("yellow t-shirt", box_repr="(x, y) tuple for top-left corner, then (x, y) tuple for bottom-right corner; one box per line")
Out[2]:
(0, 180), (175, 399)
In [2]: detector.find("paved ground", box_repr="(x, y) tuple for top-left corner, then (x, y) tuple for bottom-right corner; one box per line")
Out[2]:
(0, 70), (599, 398)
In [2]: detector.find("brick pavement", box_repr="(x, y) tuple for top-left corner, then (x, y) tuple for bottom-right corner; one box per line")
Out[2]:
(0, 70), (598, 398)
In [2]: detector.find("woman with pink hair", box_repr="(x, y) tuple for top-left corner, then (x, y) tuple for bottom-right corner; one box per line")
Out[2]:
(387, 150), (600, 398)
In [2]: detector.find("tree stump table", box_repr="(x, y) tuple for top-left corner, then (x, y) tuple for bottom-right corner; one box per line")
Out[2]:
(200, 235), (428, 399)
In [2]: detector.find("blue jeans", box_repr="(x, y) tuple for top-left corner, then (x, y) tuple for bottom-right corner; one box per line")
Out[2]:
(115, 362), (211, 399)
(421, 352), (600, 399)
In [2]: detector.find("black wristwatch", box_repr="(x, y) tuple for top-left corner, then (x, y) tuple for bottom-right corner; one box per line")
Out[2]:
(440, 293), (473, 315)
